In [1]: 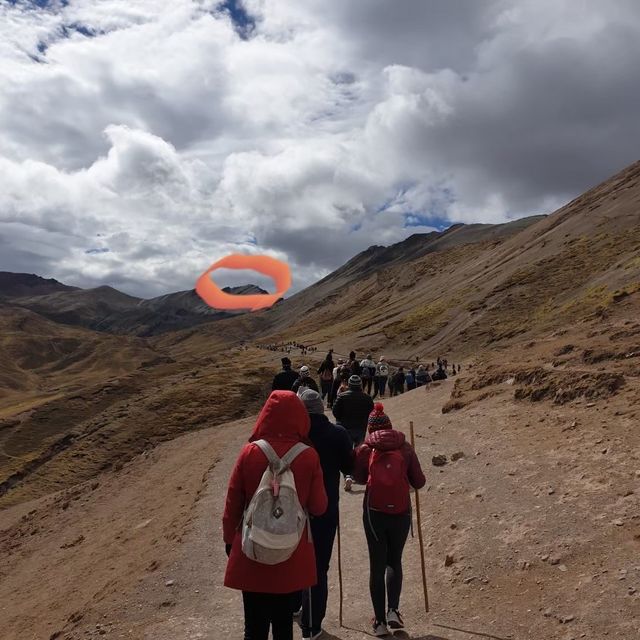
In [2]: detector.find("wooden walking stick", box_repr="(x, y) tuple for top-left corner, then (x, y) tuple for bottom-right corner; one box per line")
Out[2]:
(409, 420), (430, 613)
(337, 513), (344, 626)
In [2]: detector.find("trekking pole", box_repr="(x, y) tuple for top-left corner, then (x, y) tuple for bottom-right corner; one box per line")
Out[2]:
(337, 513), (344, 627)
(409, 421), (429, 613)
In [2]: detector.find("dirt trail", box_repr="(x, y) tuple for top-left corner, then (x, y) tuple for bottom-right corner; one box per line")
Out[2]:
(2, 376), (640, 639)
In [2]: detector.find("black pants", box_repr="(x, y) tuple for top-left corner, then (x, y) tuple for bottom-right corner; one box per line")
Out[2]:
(242, 591), (295, 640)
(320, 379), (332, 401)
(372, 376), (387, 398)
(363, 509), (411, 624)
(362, 377), (373, 394)
(292, 513), (338, 636)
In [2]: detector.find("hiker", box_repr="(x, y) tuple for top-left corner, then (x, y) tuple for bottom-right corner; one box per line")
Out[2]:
(223, 391), (328, 640)
(431, 364), (448, 381)
(332, 375), (374, 490)
(293, 390), (354, 640)
(405, 367), (416, 391)
(354, 404), (426, 637)
(317, 353), (335, 403)
(373, 356), (389, 399)
(360, 353), (376, 395)
(348, 351), (362, 376)
(328, 359), (344, 408)
(272, 357), (299, 391)
(391, 367), (405, 396)
(415, 365), (430, 387)
(292, 366), (319, 394)
(451, 364), (457, 376)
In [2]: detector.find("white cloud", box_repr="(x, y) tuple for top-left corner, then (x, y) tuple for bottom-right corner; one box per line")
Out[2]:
(1, 0), (640, 297)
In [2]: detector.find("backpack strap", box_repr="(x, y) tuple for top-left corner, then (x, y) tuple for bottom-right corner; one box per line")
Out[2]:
(281, 442), (309, 468)
(253, 439), (283, 472)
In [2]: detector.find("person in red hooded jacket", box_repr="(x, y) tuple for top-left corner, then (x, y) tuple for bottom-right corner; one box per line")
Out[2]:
(223, 390), (328, 640)
(353, 403), (426, 637)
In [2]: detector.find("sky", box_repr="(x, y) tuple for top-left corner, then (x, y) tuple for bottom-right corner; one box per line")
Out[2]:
(1, 0), (640, 298)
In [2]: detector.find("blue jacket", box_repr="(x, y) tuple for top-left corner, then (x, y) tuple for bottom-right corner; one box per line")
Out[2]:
(308, 413), (354, 518)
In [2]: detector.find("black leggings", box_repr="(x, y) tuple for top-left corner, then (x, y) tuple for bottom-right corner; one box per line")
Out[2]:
(242, 591), (294, 640)
(363, 509), (411, 623)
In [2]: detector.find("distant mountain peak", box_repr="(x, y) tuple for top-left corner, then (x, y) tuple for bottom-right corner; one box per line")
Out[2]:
(0, 272), (78, 298)
(221, 284), (269, 295)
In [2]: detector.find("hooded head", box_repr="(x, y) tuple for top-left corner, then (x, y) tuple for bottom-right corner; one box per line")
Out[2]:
(250, 390), (310, 443)
(300, 365), (310, 378)
(349, 351), (356, 361)
(281, 356), (291, 369)
(299, 389), (325, 415)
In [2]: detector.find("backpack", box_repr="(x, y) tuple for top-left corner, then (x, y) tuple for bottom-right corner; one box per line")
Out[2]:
(361, 363), (371, 379)
(242, 440), (309, 565)
(406, 371), (415, 385)
(378, 363), (389, 377)
(320, 367), (333, 382)
(367, 448), (410, 514)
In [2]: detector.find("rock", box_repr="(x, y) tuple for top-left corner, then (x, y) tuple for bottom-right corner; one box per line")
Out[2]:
(91, 481), (100, 491)
(463, 576), (477, 584)
(61, 501), (70, 511)
(451, 451), (465, 461)
(445, 554), (455, 567)
(517, 560), (531, 570)
(586, 402), (596, 407)
(543, 609), (553, 618)
(628, 587), (637, 595)
(548, 488), (556, 495)
(165, 579), (175, 587)
(450, 523), (458, 530)
(432, 455), (448, 467)
(541, 554), (550, 562)
(612, 519), (624, 527)
(558, 564), (568, 572)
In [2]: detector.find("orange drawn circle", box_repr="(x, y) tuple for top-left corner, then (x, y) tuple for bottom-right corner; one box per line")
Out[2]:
(195, 254), (291, 311)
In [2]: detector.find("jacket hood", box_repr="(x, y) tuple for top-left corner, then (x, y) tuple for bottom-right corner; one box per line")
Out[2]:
(365, 428), (406, 451)
(249, 390), (310, 443)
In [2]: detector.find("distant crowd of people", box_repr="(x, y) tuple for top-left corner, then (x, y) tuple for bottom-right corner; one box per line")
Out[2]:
(222, 348), (460, 639)
(257, 341), (319, 356)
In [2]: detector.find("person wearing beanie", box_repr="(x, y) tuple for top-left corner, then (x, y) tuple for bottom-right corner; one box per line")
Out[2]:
(332, 373), (374, 491)
(416, 364), (431, 387)
(292, 365), (319, 394)
(293, 390), (354, 639)
(272, 356), (299, 391)
(353, 403), (426, 637)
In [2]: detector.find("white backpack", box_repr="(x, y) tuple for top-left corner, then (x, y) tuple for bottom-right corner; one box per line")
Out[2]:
(242, 439), (310, 565)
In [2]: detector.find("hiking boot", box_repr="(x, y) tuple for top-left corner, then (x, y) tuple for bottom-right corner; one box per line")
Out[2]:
(344, 476), (353, 492)
(372, 620), (390, 636)
(302, 631), (324, 640)
(387, 609), (404, 629)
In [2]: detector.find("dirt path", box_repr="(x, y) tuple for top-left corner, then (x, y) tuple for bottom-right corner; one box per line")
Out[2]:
(2, 376), (639, 639)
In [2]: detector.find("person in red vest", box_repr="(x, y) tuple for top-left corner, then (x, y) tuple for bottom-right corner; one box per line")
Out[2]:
(353, 404), (426, 637)
(223, 391), (328, 640)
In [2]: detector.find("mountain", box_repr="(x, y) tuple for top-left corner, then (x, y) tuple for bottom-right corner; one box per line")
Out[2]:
(3, 283), (268, 336)
(0, 272), (78, 298)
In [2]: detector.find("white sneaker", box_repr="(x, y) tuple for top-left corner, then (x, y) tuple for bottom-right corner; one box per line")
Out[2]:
(344, 476), (353, 492)
(387, 609), (404, 629)
(372, 620), (390, 636)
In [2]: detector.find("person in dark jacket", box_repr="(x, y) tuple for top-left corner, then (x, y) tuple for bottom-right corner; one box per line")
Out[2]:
(317, 354), (335, 402)
(348, 350), (362, 376)
(405, 367), (417, 391)
(293, 390), (354, 639)
(272, 357), (299, 391)
(292, 366), (319, 394)
(415, 365), (430, 387)
(354, 404), (426, 637)
(431, 365), (448, 381)
(223, 391), (328, 640)
(332, 375), (374, 491)
(391, 367), (405, 396)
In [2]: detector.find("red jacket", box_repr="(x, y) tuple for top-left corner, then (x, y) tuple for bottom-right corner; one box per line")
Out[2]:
(223, 391), (328, 593)
(353, 428), (426, 505)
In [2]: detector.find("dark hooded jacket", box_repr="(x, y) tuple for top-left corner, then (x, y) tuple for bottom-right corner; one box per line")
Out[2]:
(292, 375), (319, 394)
(353, 428), (426, 513)
(308, 413), (354, 517)
(223, 391), (328, 593)
(332, 388), (374, 442)
(272, 366), (299, 391)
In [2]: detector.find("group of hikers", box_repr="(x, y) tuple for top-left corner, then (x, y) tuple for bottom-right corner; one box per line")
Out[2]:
(273, 350), (459, 408)
(223, 349), (443, 639)
(258, 342), (319, 356)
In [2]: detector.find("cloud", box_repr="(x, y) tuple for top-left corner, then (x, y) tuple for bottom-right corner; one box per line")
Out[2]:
(1, 0), (640, 297)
